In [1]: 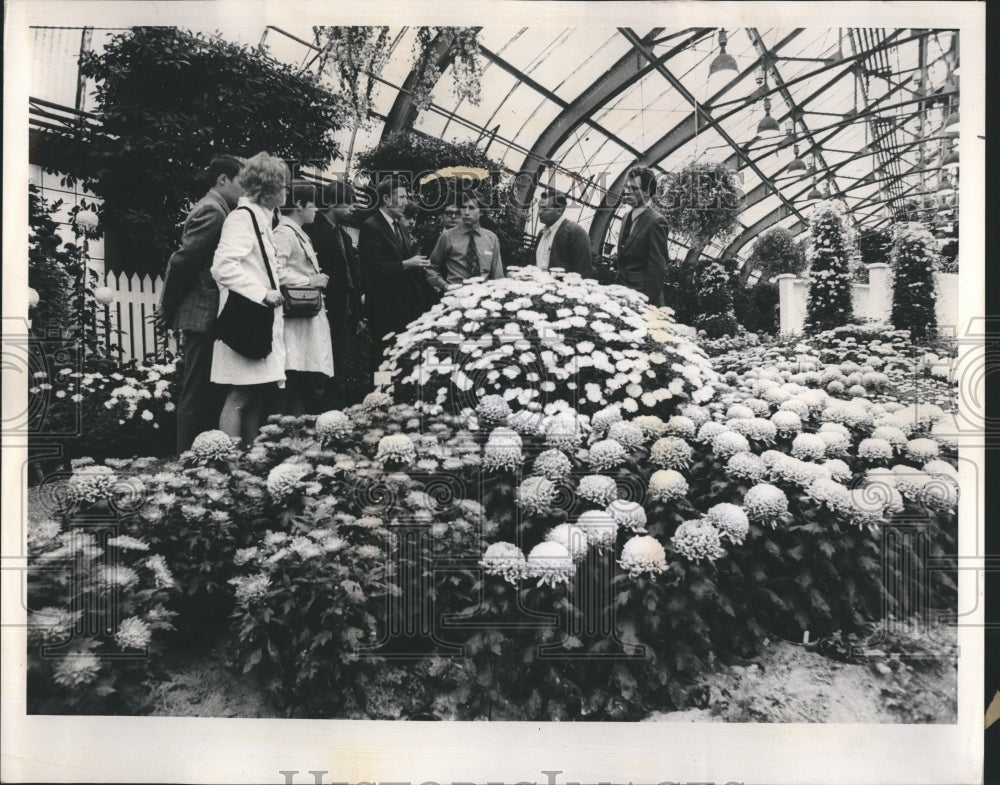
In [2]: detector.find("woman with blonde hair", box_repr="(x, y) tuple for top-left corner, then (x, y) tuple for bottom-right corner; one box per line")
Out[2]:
(211, 151), (288, 443)
(274, 180), (333, 414)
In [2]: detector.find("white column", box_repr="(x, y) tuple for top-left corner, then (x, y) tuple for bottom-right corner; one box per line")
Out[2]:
(866, 263), (892, 325)
(775, 274), (801, 335)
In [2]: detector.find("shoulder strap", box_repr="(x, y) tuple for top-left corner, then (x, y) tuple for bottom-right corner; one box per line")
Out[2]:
(285, 225), (320, 274)
(238, 206), (277, 289)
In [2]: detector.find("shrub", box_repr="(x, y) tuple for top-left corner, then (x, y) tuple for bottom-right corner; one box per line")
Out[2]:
(383, 265), (719, 419)
(890, 222), (939, 340)
(694, 262), (739, 339)
(805, 201), (855, 333)
(744, 226), (807, 283)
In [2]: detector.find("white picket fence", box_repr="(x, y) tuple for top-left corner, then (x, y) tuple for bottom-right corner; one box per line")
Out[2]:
(776, 263), (959, 336)
(98, 271), (178, 362)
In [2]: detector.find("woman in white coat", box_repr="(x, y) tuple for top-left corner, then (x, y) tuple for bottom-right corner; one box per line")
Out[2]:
(211, 151), (288, 444)
(274, 181), (333, 415)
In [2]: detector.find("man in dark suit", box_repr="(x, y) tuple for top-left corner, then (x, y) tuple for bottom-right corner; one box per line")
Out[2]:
(535, 189), (594, 277)
(616, 165), (669, 306)
(303, 179), (364, 406)
(157, 155), (243, 452)
(358, 176), (432, 373)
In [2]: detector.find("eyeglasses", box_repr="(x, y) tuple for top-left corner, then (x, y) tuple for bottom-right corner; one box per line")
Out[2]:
(444, 210), (460, 216)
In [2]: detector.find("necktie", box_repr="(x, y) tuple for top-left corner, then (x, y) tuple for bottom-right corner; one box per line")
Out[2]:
(271, 208), (280, 230)
(538, 227), (550, 269)
(465, 230), (480, 273)
(393, 220), (407, 254)
(620, 212), (634, 246)
(335, 226), (355, 290)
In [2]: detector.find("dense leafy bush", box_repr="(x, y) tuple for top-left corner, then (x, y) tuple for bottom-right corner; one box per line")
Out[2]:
(732, 282), (779, 335)
(28, 467), (178, 713)
(41, 26), (346, 276)
(744, 226), (807, 284)
(890, 222), (939, 340)
(383, 265), (719, 419)
(694, 262), (739, 338)
(805, 201), (855, 333)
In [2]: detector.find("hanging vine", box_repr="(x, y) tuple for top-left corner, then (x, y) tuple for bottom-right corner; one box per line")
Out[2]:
(314, 27), (483, 126)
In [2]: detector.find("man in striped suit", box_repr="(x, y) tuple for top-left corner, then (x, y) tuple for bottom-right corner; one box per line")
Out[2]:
(157, 155), (244, 453)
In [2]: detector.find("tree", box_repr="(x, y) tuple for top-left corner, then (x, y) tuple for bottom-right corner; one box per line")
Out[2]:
(742, 226), (806, 285)
(695, 262), (739, 338)
(805, 200), (855, 333)
(39, 27), (348, 276)
(890, 222), (939, 339)
(353, 131), (526, 265)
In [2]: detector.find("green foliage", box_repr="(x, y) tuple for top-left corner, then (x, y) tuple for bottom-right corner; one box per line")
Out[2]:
(39, 27), (346, 276)
(28, 490), (178, 713)
(694, 262), (739, 338)
(890, 222), (939, 340)
(745, 227), (807, 283)
(805, 201), (855, 333)
(353, 131), (526, 266)
(732, 282), (779, 335)
(655, 161), (743, 247)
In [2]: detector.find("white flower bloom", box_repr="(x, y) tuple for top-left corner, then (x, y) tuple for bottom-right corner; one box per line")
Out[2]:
(808, 478), (853, 514)
(476, 394), (512, 425)
(771, 455), (826, 487)
(525, 540), (576, 587)
(375, 434), (417, 466)
(587, 438), (628, 470)
(362, 391), (393, 410)
(106, 535), (149, 551)
(678, 404), (710, 428)
(822, 459), (852, 482)
(726, 452), (766, 483)
(483, 427), (524, 471)
(871, 425), (908, 450)
(671, 519), (726, 562)
(507, 408), (546, 436)
(574, 509), (618, 547)
(591, 405), (624, 432)
(662, 415), (696, 439)
(577, 474), (618, 506)
(102, 565), (140, 588)
(905, 438), (940, 463)
(606, 499), (647, 533)
(230, 574), (271, 605)
(53, 653), (101, 687)
(115, 616), (152, 650)
(696, 421), (727, 443)
(922, 477), (959, 510)
(791, 433), (827, 461)
(648, 469), (689, 502)
(545, 524), (591, 561)
(516, 476), (558, 515)
(725, 404), (755, 421)
(770, 410), (802, 435)
(728, 417), (777, 443)
(607, 421), (645, 450)
(650, 436), (693, 469)
(923, 459), (959, 480)
(712, 430), (750, 459)
(705, 502), (750, 544)
(632, 415), (667, 438)
(189, 429), (238, 462)
(858, 438), (894, 461)
(817, 429), (851, 457)
(892, 465), (932, 498)
(266, 462), (311, 500)
(619, 534), (668, 577)
(316, 410), (352, 440)
(66, 465), (116, 504)
(742, 483), (788, 524)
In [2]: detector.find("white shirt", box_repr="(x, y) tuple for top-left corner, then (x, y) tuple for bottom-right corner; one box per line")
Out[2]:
(535, 214), (566, 270)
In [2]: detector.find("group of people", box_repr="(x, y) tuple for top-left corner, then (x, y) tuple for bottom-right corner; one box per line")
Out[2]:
(158, 151), (670, 453)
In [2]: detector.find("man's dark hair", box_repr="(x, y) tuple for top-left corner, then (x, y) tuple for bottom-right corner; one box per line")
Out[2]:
(539, 189), (567, 209)
(207, 155), (243, 185)
(375, 174), (408, 204)
(281, 180), (317, 213)
(323, 179), (355, 207)
(402, 202), (420, 219)
(626, 165), (659, 196)
(461, 191), (487, 210)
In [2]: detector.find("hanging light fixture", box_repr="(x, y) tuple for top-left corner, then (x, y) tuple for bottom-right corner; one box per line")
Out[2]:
(941, 140), (960, 171)
(942, 108), (960, 137)
(787, 144), (807, 173)
(804, 177), (824, 202)
(708, 29), (738, 83)
(936, 174), (955, 199)
(757, 96), (781, 137)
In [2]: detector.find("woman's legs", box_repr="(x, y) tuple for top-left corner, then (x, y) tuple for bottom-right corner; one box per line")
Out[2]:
(219, 384), (269, 445)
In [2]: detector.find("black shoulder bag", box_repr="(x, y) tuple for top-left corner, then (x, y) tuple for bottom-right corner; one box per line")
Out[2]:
(213, 206), (277, 360)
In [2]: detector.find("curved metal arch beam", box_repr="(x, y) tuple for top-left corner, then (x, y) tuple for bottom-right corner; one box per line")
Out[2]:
(381, 29), (461, 138)
(512, 27), (709, 215)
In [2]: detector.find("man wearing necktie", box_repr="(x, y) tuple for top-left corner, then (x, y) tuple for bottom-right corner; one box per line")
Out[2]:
(429, 194), (504, 285)
(303, 179), (364, 406)
(616, 165), (669, 307)
(358, 176), (432, 373)
(534, 189), (594, 277)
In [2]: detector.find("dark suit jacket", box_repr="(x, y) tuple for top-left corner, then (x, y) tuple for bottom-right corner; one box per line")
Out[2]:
(358, 211), (429, 338)
(303, 212), (362, 328)
(537, 219), (594, 277)
(158, 189), (230, 332)
(616, 207), (669, 306)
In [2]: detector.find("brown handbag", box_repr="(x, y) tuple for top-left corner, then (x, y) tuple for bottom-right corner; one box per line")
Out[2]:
(281, 227), (324, 318)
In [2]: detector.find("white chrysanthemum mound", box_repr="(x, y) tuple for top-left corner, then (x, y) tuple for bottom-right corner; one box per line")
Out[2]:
(607, 500), (648, 533)
(858, 437), (894, 461)
(315, 410), (352, 441)
(545, 523), (591, 561)
(704, 503), (750, 545)
(662, 415), (696, 439)
(531, 448), (573, 480)
(480, 541), (527, 584)
(817, 428), (851, 456)
(587, 439), (628, 471)
(923, 459), (958, 481)
(266, 462), (311, 500)
(808, 478), (853, 514)
(671, 519), (726, 562)
(696, 421), (727, 443)
(619, 535), (668, 578)
(189, 429), (239, 461)
(574, 510), (618, 547)
(115, 616), (152, 650)
(524, 540), (576, 587)
(728, 417), (777, 443)
(905, 438), (940, 463)
(790, 433), (827, 461)
(770, 410), (802, 436)
(591, 405), (623, 433)
(822, 459), (852, 482)
(375, 433), (417, 466)
(607, 421), (646, 450)
(650, 436), (694, 469)
(516, 476), (557, 516)
(648, 469), (689, 502)
(871, 425), (908, 450)
(577, 474), (618, 507)
(384, 266), (719, 417)
(507, 408), (545, 436)
(712, 430), (750, 458)
(476, 394), (512, 426)
(482, 427), (523, 471)
(66, 465), (116, 504)
(742, 483), (789, 524)
(53, 653), (101, 687)
(726, 452), (767, 482)
(362, 391), (392, 410)
(545, 411), (588, 451)
(230, 574), (271, 605)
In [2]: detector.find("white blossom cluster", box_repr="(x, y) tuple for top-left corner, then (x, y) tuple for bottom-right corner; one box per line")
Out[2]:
(618, 535), (668, 577)
(315, 410), (352, 440)
(516, 476), (557, 516)
(671, 519), (726, 562)
(190, 429), (238, 462)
